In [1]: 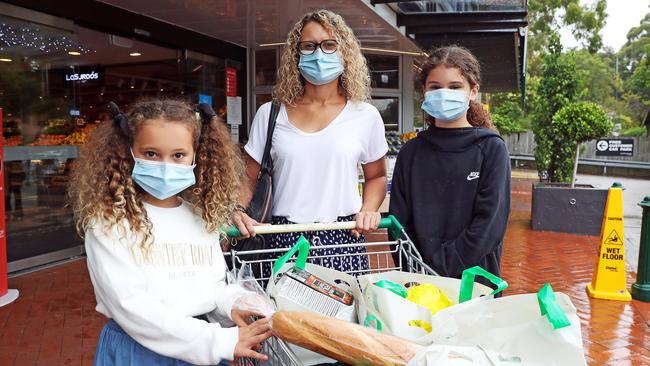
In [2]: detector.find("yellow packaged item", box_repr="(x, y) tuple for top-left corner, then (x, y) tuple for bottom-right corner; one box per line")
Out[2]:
(406, 283), (453, 316)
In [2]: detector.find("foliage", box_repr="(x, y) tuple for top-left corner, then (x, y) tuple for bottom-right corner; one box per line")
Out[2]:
(622, 126), (647, 137)
(492, 113), (525, 135)
(527, 0), (607, 75)
(619, 9), (650, 79)
(551, 102), (611, 183)
(626, 54), (650, 100)
(552, 102), (611, 143)
(532, 34), (583, 182)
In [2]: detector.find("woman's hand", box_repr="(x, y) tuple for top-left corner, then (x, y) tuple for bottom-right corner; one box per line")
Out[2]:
(352, 211), (381, 238)
(231, 210), (260, 239)
(234, 317), (272, 361)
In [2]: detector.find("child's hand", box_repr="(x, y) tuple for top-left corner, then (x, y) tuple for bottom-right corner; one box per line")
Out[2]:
(235, 317), (272, 361)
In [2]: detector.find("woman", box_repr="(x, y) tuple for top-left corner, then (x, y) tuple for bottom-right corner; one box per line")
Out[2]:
(233, 9), (388, 276)
(389, 46), (510, 288)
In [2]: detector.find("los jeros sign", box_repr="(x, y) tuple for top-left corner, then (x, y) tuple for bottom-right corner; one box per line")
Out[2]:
(65, 70), (99, 81)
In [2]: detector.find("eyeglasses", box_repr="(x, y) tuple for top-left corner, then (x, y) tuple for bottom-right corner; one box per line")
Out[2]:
(297, 40), (338, 55)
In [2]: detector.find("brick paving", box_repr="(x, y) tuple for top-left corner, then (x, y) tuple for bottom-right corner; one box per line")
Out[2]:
(0, 177), (648, 365)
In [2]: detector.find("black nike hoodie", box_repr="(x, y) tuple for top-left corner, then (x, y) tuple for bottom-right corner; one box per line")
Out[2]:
(389, 126), (511, 288)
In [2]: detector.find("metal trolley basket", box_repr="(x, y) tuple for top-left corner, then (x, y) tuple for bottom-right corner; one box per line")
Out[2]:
(224, 216), (437, 366)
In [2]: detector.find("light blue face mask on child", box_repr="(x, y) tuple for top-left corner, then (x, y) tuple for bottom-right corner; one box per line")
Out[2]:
(131, 151), (196, 200)
(422, 89), (470, 122)
(298, 50), (344, 85)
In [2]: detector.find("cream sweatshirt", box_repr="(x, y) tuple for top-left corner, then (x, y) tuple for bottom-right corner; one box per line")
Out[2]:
(85, 201), (246, 365)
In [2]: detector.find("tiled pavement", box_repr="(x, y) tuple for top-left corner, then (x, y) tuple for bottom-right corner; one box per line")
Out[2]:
(0, 177), (649, 365)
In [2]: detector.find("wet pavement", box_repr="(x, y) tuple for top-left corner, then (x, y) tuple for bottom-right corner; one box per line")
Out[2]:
(0, 176), (648, 365)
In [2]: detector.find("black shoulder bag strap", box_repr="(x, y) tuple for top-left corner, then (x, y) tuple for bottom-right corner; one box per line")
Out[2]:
(260, 101), (280, 174)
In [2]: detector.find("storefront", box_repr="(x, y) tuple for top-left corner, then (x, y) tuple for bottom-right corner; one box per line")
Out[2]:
(1, 0), (526, 272)
(1, 1), (248, 272)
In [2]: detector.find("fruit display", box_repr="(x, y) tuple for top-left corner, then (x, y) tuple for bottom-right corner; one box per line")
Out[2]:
(385, 131), (404, 155)
(28, 134), (67, 146)
(62, 131), (87, 145)
(3, 135), (23, 146)
(401, 131), (417, 142)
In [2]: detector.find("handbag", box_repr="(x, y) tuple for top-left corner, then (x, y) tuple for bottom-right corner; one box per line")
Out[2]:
(230, 102), (280, 263)
(246, 101), (280, 223)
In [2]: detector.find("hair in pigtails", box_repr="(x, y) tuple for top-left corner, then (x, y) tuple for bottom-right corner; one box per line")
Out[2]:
(70, 101), (153, 250)
(71, 99), (242, 253)
(185, 104), (244, 233)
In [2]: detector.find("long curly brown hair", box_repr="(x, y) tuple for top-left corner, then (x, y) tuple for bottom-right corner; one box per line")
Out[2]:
(418, 46), (496, 130)
(274, 9), (370, 105)
(68, 98), (243, 252)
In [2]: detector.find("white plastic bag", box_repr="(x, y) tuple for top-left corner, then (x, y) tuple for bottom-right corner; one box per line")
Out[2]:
(355, 266), (506, 343)
(417, 283), (587, 366)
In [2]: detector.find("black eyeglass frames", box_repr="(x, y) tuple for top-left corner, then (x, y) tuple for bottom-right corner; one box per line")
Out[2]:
(297, 39), (338, 55)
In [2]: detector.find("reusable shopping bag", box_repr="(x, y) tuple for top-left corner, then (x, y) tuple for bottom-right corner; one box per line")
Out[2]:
(357, 266), (507, 343)
(410, 283), (587, 366)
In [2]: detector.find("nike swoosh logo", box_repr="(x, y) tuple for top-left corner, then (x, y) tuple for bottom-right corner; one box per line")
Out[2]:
(467, 175), (480, 181)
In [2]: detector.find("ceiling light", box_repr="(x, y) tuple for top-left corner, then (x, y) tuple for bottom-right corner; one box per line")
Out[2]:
(0, 58), (12, 62)
(68, 51), (81, 56)
(129, 52), (142, 57)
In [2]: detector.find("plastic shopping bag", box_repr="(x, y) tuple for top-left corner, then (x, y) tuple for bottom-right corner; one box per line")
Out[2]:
(415, 283), (587, 366)
(205, 263), (276, 325)
(356, 266), (507, 343)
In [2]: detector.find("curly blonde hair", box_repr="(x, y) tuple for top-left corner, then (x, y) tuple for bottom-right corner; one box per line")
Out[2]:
(274, 9), (370, 105)
(68, 98), (243, 252)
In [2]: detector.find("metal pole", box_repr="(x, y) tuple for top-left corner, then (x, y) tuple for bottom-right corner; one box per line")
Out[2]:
(632, 196), (650, 302)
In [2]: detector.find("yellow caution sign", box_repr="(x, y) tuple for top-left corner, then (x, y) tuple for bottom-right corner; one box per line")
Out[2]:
(587, 183), (632, 301)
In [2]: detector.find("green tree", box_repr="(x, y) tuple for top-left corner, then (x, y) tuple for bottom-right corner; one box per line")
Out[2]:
(619, 8), (650, 79)
(527, 0), (607, 75)
(532, 34), (583, 182)
(627, 54), (650, 100)
(552, 102), (612, 186)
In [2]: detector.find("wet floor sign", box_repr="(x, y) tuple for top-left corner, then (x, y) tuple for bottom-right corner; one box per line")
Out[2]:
(587, 183), (632, 301)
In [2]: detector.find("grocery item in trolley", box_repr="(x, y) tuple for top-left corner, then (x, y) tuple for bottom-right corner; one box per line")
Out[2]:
(275, 267), (354, 317)
(356, 266), (507, 343)
(272, 311), (423, 366)
(266, 236), (359, 365)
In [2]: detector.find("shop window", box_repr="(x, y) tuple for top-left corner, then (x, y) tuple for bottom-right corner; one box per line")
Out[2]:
(369, 96), (399, 131)
(255, 94), (273, 111)
(255, 49), (277, 87)
(366, 54), (399, 89)
(0, 13), (230, 266)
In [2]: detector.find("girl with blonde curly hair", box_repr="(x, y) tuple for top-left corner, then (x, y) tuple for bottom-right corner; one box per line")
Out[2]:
(69, 99), (272, 366)
(233, 9), (388, 276)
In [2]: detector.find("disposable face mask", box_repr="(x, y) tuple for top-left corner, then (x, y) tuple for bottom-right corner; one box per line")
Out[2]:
(131, 151), (196, 200)
(421, 89), (470, 122)
(298, 50), (344, 85)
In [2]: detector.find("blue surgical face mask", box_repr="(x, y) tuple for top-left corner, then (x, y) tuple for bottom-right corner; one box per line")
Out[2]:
(298, 50), (344, 85)
(421, 89), (470, 122)
(131, 151), (196, 200)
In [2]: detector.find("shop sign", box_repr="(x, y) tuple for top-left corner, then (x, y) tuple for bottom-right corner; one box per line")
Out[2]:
(69, 109), (81, 117)
(65, 70), (100, 81)
(595, 138), (634, 157)
(226, 67), (237, 97)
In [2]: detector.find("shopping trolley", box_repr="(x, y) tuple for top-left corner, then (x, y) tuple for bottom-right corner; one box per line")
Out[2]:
(224, 215), (437, 366)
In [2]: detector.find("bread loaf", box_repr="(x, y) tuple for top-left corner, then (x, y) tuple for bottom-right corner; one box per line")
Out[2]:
(272, 311), (423, 366)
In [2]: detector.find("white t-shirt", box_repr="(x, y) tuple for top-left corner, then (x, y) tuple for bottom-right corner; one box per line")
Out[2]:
(85, 202), (247, 364)
(245, 101), (388, 223)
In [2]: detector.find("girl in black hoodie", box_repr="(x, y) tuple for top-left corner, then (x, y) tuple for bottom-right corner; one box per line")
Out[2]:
(389, 46), (511, 288)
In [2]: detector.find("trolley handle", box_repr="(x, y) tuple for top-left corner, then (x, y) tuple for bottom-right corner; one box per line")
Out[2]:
(225, 215), (405, 239)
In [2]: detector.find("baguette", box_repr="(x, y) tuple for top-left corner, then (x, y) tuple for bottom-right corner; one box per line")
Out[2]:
(272, 311), (423, 366)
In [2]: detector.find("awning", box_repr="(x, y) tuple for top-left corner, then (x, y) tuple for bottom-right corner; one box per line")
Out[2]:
(374, 0), (528, 92)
